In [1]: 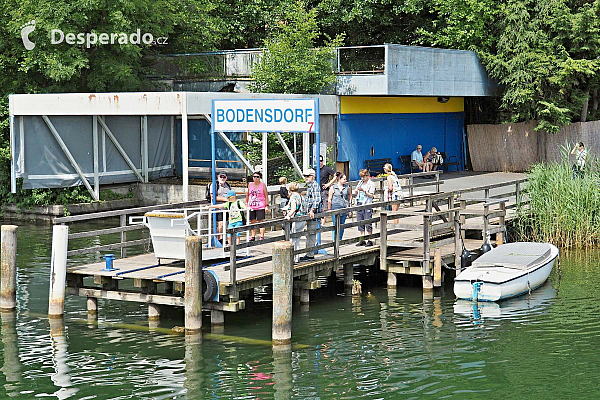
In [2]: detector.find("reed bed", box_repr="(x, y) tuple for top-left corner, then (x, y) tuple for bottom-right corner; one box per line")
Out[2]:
(515, 149), (600, 248)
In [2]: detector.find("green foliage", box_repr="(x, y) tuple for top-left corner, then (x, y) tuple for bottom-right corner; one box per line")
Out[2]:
(249, 0), (344, 94)
(515, 144), (600, 248)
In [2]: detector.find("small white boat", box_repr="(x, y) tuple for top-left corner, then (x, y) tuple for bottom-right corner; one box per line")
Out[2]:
(454, 242), (559, 302)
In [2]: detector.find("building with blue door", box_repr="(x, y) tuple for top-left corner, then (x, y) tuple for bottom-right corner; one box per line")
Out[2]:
(338, 96), (465, 179)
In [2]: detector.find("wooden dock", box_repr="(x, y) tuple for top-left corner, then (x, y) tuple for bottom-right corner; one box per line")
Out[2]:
(50, 173), (527, 328)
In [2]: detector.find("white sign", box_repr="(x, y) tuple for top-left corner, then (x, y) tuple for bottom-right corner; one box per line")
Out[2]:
(212, 99), (318, 133)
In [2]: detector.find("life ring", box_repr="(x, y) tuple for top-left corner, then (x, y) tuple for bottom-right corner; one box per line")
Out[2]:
(202, 270), (218, 302)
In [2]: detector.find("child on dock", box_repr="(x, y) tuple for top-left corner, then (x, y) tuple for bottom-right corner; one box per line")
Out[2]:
(210, 190), (248, 245)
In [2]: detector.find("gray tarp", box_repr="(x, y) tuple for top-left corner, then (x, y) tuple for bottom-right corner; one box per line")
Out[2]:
(16, 115), (173, 189)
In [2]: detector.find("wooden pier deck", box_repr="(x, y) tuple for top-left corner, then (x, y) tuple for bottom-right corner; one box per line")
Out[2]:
(54, 173), (528, 327)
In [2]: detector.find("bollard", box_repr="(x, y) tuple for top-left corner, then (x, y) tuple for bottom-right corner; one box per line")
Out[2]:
(87, 297), (98, 315)
(101, 254), (117, 271)
(184, 236), (202, 333)
(49, 225), (69, 318)
(272, 241), (294, 346)
(1, 225), (18, 312)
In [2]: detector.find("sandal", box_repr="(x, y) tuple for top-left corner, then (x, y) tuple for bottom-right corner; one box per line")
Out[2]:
(259, 236), (265, 241)
(249, 236), (255, 241)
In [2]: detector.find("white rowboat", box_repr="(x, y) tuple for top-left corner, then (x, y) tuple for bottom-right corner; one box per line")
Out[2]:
(454, 242), (559, 302)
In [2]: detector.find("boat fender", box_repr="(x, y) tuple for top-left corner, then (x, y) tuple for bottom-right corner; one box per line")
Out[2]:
(480, 241), (492, 254)
(203, 270), (219, 302)
(461, 249), (472, 268)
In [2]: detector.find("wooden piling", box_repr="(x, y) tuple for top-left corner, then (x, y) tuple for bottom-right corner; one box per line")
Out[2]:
(211, 310), (224, 326)
(433, 249), (442, 287)
(49, 225), (69, 318)
(184, 236), (202, 334)
(272, 241), (293, 346)
(148, 304), (160, 321)
(380, 212), (388, 272)
(1, 225), (18, 312)
(343, 264), (354, 288)
(387, 272), (397, 288)
(454, 210), (462, 271)
(87, 297), (98, 315)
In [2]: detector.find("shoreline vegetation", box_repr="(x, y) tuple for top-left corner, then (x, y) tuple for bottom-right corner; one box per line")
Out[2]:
(515, 148), (600, 248)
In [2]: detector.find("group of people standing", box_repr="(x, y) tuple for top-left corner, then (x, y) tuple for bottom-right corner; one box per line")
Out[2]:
(209, 156), (408, 262)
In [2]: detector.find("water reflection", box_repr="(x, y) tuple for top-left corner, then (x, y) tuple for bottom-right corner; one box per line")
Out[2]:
(49, 318), (78, 399)
(272, 345), (293, 400)
(1, 312), (20, 397)
(184, 334), (203, 399)
(454, 282), (556, 323)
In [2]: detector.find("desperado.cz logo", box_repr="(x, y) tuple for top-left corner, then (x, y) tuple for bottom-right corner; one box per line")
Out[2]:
(51, 28), (168, 48)
(19, 21), (168, 50)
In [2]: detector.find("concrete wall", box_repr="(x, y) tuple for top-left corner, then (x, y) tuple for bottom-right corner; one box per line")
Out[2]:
(467, 120), (600, 171)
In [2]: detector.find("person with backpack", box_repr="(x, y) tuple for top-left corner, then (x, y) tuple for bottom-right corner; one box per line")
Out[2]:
(285, 182), (307, 263)
(207, 172), (232, 242)
(384, 163), (404, 224)
(209, 190), (247, 246)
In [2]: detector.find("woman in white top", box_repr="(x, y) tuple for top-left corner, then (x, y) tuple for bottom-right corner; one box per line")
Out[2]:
(384, 163), (403, 223)
(571, 142), (587, 178)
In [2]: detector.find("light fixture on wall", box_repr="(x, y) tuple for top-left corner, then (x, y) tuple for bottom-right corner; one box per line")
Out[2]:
(437, 97), (450, 103)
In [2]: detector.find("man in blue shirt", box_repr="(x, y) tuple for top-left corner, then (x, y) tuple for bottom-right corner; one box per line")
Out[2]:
(411, 144), (431, 173)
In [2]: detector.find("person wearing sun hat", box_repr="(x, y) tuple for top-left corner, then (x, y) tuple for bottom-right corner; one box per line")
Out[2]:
(210, 189), (247, 245)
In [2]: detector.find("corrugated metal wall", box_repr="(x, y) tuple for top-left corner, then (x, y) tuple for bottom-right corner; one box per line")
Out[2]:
(337, 97), (465, 179)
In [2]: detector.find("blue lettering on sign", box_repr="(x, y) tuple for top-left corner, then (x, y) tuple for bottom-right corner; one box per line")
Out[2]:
(215, 105), (315, 128)
(216, 109), (225, 122)
(226, 109), (235, 122)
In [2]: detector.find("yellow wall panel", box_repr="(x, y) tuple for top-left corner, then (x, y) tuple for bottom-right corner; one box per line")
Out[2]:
(340, 96), (464, 114)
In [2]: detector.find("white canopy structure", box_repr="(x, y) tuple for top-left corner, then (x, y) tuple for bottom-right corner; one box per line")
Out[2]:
(9, 92), (338, 201)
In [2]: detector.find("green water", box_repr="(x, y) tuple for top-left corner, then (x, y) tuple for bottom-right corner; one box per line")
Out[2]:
(1, 221), (599, 399)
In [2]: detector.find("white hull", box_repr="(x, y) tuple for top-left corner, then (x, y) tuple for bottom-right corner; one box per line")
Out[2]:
(454, 243), (559, 302)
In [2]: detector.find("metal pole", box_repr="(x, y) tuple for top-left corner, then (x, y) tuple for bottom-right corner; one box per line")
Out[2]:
(1, 225), (18, 311)
(262, 132), (268, 179)
(182, 94), (189, 202)
(49, 225), (68, 318)
(229, 231), (237, 301)
(211, 130), (218, 246)
(184, 236), (202, 333)
(272, 241), (294, 345)
(92, 116), (99, 200)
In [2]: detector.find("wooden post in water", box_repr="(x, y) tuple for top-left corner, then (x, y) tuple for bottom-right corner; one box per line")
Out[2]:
(120, 214), (127, 258)
(87, 297), (98, 317)
(422, 215), (433, 291)
(148, 304), (160, 321)
(1, 225), (18, 312)
(433, 249), (442, 287)
(454, 210), (462, 271)
(49, 225), (69, 318)
(272, 241), (294, 346)
(498, 201), (506, 245)
(184, 236), (202, 334)
(344, 264), (354, 288)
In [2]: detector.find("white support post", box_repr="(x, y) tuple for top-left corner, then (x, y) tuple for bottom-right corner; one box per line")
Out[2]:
(102, 118), (106, 173)
(19, 116), (24, 175)
(92, 116), (99, 200)
(182, 95), (189, 202)
(42, 116), (98, 201)
(142, 116), (149, 182)
(303, 132), (310, 171)
(170, 116), (175, 170)
(97, 117), (144, 183)
(9, 115), (15, 193)
(262, 132), (268, 177)
(275, 132), (303, 177)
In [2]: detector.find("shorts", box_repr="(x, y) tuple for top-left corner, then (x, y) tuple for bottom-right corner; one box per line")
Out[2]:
(249, 209), (266, 221)
(356, 208), (373, 232)
(227, 220), (243, 237)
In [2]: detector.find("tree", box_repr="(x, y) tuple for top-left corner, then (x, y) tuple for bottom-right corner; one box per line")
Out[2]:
(249, 0), (344, 94)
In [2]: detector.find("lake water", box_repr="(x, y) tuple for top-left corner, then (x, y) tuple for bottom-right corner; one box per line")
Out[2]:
(1, 221), (599, 399)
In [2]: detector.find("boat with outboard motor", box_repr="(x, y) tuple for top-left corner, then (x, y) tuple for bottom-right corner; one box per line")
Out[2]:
(454, 242), (559, 302)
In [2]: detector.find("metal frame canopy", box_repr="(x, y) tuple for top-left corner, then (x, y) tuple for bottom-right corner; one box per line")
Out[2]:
(9, 92), (337, 201)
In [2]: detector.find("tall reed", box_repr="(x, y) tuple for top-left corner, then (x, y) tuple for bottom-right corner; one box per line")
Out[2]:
(515, 143), (600, 248)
